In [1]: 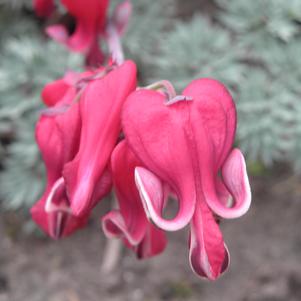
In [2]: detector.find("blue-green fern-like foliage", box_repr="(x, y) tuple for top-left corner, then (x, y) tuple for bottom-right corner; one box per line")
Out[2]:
(0, 0), (32, 10)
(0, 12), (82, 209)
(0, 36), (82, 209)
(152, 0), (301, 169)
(215, 0), (301, 168)
(113, 0), (175, 82)
(217, 0), (301, 43)
(153, 16), (245, 91)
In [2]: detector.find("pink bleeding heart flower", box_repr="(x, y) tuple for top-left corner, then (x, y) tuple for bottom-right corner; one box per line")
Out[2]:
(122, 78), (251, 280)
(46, 0), (109, 65)
(63, 60), (137, 217)
(31, 88), (84, 239)
(102, 140), (167, 259)
(33, 0), (55, 18)
(31, 68), (111, 238)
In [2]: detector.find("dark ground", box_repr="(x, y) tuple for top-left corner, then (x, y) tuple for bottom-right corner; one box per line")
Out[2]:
(1, 169), (301, 301)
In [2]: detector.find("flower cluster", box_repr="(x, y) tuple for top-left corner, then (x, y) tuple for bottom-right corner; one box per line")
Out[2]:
(103, 78), (251, 279)
(31, 0), (251, 280)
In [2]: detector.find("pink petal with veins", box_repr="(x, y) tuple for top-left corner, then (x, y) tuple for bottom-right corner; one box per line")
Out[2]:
(123, 89), (196, 231)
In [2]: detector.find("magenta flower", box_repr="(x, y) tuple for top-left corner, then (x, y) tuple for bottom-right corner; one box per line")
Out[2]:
(31, 61), (137, 238)
(102, 140), (167, 258)
(122, 78), (251, 279)
(31, 79), (87, 239)
(46, 0), (109, 65)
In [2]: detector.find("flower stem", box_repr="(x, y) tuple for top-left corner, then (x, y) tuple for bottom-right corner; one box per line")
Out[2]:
(100, 196), (123, 274)
(106, 22), (125, 66)
(144, 80), (177, 99)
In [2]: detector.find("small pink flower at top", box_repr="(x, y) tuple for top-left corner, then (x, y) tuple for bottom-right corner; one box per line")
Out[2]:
(33, 0), (132, 66)
(46, 0), (109, 64)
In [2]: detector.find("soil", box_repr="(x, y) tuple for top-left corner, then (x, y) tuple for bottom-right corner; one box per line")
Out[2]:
(1, 169), (301, 301)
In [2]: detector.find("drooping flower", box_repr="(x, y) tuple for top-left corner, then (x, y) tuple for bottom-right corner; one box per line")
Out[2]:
(122, 78), (251, 279)
(31, 61), (136, 237)
(102, 140), (167, 258)
(44, 0), (132, 66)
(32, 69), (113, 239)
(31, 81), (86, 239)
(63, 60), (137, 217)
(31, 111), (112, 237)
(46, 0), (109, 65)
(33, 0), (55, 18)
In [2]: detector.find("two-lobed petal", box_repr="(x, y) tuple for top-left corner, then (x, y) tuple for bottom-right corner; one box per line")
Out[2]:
(122, 78), (251, 279)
